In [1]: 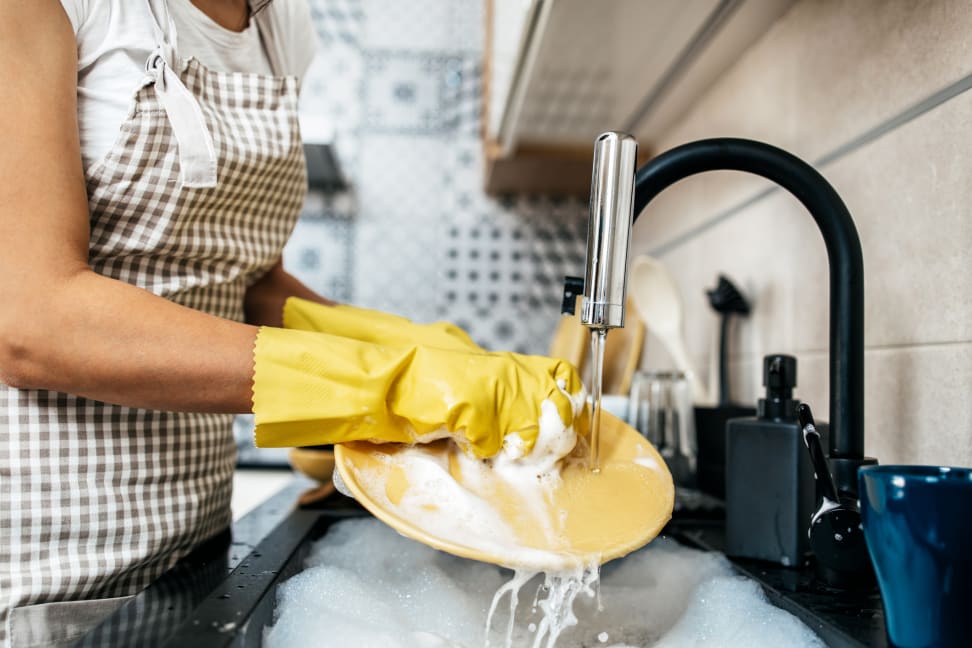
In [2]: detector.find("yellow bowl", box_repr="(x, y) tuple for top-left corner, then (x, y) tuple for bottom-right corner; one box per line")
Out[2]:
(288, 447), (336, 483)
(334, 411), (674, 571)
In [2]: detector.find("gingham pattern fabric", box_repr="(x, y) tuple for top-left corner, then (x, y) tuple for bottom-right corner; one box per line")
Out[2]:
(0, 11), (306, 645)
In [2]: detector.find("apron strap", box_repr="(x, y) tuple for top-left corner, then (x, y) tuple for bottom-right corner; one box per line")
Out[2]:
(252, 2), (287, 80)
(143, 0), (219, 188)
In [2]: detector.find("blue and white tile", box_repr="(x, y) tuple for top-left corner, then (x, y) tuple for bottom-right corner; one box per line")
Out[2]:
(300, 189), (357, 222)
(361, 0), (483, 53)
(283, 217), (354, 302)
(357, 133), (448, 225)
(306, 0), (365, 48)
(362, 52), (454, 134)
(351, 223), (444, 321)
(441, 55), (482, 136)
(440, 139), (496, 222)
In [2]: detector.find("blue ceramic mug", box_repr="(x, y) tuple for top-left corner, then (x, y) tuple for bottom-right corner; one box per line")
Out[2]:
(859, 465), (972, 648)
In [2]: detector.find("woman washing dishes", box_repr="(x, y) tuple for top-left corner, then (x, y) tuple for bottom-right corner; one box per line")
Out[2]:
(0, 1), (584, 645)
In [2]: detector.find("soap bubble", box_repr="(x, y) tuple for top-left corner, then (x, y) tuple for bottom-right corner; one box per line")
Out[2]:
(264, 518), (823, 648)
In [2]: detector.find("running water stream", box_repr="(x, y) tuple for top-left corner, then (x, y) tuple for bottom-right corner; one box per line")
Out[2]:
(588, 329), (608, 473)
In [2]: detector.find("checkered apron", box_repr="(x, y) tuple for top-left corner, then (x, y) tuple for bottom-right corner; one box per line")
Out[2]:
(0, 1), (306, 644)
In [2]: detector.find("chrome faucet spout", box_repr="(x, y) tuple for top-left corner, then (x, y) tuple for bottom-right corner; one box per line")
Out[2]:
(581, 132), (639, 330)
(629, 138), (872, 497)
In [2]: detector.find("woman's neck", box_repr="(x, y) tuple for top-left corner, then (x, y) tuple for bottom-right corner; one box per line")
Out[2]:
(190, 0), (250, 32)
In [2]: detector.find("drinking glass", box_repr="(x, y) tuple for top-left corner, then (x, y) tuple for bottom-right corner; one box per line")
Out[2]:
(628, 370), (696, 486)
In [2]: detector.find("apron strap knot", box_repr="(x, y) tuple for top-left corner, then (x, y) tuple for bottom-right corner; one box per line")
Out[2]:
(144, 50), (166, 75)
(143, 47), (218, 188)
(143, 0), (218, 188)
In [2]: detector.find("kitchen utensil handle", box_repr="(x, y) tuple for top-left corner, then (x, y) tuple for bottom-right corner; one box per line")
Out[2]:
(667, 339), (710, 405)
(718, 314), (730, 406)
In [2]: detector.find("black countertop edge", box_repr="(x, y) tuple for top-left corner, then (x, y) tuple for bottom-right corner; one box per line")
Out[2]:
(71, 475), (322, 647)
(667, 520), (886, 648)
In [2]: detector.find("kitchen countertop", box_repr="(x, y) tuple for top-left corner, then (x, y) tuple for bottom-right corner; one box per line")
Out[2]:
(231, 468), (296, 520)
(72, 475), (325, 647)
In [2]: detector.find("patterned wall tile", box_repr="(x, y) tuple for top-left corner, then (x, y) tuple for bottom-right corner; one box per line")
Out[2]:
(293, 0), (592, 355)
(300, 3), (364, 175)
(363, 51), (458, 134)
(282, 213), (354, 302)
(361, 0), (483, 53)
(351, 223), (444, 322)
(301, 47), (364, 132)
(440, 138), (492, 221)
(357, 133), (447, 225)
(439, 217), (531, 352)
(441, 55), (482, 136)
(306, 0), (364, 47)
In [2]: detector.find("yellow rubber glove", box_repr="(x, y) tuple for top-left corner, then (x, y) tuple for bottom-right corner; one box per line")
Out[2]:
(252, 327), (585, 458)
(283, 297), (480, 351)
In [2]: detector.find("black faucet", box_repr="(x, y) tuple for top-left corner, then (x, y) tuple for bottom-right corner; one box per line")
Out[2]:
(568, 136), (876, 498)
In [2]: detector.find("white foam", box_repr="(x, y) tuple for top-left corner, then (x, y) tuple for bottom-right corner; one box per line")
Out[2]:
(342, 388), (599, 571)
(346, 443), (582, 570)
(265, 518), (824, 648)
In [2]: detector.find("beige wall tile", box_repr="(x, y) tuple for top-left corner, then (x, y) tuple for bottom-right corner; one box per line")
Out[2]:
(745, 344), (972, 468)
(634, 87), (972, 370)
(625, 0), (972, 465)
(633, 0), (972, 251)
(713, 344), (972, 469)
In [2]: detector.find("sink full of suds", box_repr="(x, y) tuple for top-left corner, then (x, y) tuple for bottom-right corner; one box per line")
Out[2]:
(263, 517), (824, 648)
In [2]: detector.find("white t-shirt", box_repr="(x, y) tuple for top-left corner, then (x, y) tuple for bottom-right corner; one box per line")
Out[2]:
(59, 0), (317, 169)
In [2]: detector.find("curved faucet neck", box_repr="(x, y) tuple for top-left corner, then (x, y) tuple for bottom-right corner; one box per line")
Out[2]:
(632, 138), (868, 496)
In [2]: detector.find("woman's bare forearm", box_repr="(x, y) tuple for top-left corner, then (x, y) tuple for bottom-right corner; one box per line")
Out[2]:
(0, 2), (265, 414)
(0, 269), (259, 413)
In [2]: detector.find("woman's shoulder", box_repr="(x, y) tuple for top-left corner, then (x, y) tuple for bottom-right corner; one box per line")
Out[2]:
(263, 0), (314, 25)
(62, 0), (317, 80)
(60, 0), (155, 65)
(59, 0), (151, 37)
(58, 0), (85, 33)
(259, 0), (318, 79)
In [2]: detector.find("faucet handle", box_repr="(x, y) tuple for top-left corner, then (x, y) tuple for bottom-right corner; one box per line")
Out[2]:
(561, 276), (585, 315)
(799, 403), (875, 590)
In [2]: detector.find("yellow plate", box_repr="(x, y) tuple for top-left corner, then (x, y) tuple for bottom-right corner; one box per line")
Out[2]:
(288, 447), (336, 483)
(334, 411), (674, 571)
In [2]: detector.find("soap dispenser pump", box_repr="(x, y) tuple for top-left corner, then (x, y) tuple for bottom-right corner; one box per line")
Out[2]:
(725, 354), (821, 567)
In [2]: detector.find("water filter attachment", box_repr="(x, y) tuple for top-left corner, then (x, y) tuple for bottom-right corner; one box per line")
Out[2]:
(580, 132), (638, 330)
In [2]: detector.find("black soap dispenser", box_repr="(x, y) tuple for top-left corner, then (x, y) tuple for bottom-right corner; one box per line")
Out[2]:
(725, 354), (821, 567)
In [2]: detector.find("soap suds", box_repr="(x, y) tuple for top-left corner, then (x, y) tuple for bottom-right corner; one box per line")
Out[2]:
(342, 390), (617, 571)
(283, 388), (822, 648)
(264, 518), (824, 648)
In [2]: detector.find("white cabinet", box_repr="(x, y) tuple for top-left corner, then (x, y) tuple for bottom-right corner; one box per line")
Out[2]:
(483, 0), (796, 194)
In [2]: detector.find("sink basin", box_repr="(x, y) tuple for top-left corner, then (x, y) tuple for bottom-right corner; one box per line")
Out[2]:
(264, 516), (825, 647)
(72, 479), (887, 648)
